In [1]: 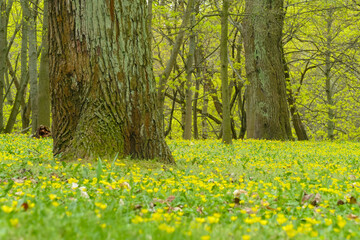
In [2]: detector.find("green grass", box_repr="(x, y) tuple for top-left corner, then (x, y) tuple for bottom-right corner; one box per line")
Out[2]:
(0, 135), (359, 239)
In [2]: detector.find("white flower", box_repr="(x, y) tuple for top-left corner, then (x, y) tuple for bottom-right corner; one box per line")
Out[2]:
(71, 183), (79, 189)
(79, 186), (89, 198)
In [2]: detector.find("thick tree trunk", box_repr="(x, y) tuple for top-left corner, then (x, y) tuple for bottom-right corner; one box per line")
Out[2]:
(220, 0), (232, 144)
(38, 0), (50, 127)
(49, 0), (173, 163)
(243, 0), (292, 140)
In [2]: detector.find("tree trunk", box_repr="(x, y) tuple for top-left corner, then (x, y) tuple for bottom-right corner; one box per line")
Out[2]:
(220, 0), (232, 144)
(0, 0), (13, 132)
(157, 0), (195, 120)
(38, 0), (50, 127)
(202, 76), (209, 139)
(325, 8), (335, 140)
(193, 48), (201, 139)
(243, 0), (292, 140)
(5, 0), (29, 133)
(183, 7), (196, 140)
(29, 3), (38, 133)
(234, 34), (246, 139)
(283, 51), (308, 140)
(49, 0), (174, 163)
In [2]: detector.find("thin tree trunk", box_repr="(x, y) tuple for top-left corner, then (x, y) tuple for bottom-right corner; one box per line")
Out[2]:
(234, 34), (246, 139)
(0, 0), (13, 132)
(4, 70), (13, 105)
(283, 50), (308, 140)
(325, 8), (335, 140)
(202, 76), (209, 139)
(6, 0), (29, 133)
(164, 90), (177, 137)
(183, 7), (196, 140)
(243, 0), (292, 140)
(221, 0), (232, 144)
(157, 0), (195, 119)
(29, 2), (38, 133)
(193, 49), (200, 139)
(49, 0), (173, 163)
(38, 0), (50, 127)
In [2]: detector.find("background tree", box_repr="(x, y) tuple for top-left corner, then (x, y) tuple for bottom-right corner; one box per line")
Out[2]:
(49, 0), (173, 162)
(38, 0), (50, 127)
(0, 0), (14, 132)
(220, 0), (232, 144)
(28, 1), (38, 133)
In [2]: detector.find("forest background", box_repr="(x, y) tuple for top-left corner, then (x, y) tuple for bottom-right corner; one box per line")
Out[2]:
(1, 0), (360, 141)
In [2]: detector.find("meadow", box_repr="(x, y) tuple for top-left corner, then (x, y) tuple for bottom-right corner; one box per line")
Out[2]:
(0, 135), (359, 239)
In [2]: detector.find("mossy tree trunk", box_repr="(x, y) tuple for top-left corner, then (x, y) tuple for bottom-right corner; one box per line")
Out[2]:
(49, 0), (174, 163)
(243, 0), (292, 140)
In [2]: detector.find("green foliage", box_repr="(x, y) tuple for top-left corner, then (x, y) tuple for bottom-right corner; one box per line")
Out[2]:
(1, 136), (360, 239)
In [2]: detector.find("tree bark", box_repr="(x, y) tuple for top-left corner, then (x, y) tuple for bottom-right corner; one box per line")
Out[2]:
(38, 0), (51, 127)
(243, 0), (292, 140)
(0, 0), (13, 132)
(29, 2), (38, 133)
(283, 50), (308, 140)
(325, 8), (335, 140)
(220, 0), (232, 144)
(183, 7), (196, 140)
(49, 0), (173, 163)
(202, 75), (209, 139)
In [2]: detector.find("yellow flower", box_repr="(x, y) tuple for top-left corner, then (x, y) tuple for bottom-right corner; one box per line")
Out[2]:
(158, 223), (175, 233)
(95, 202), (107, 210)
(260, 220), (268, 225)
(283, 224), (297, 238)
(100, 223), (106, 228)
(337, 215), (346, 229)
(276, 214), (287, 225)
(310, 231), (318, 237)
(49, 194), (57, 200)
(131, 215), (144, 224)
(1, 205), (13, 213)
(141, 209), (149, 214)
(10, 218), (19, 227)
(325, 218), (332, 226)
(52, 201), (59, 207)
(231, 216), (238, 221)
(201, 235), (210, 240)
(242, 235), (251, 240)
(207, 216), (219, 224)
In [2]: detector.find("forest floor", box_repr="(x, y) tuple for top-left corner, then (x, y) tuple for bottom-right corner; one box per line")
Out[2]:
(0, 135), (359, 239)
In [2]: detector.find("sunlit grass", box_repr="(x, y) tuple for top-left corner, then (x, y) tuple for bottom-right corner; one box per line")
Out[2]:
(0, 135), (359, 239)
